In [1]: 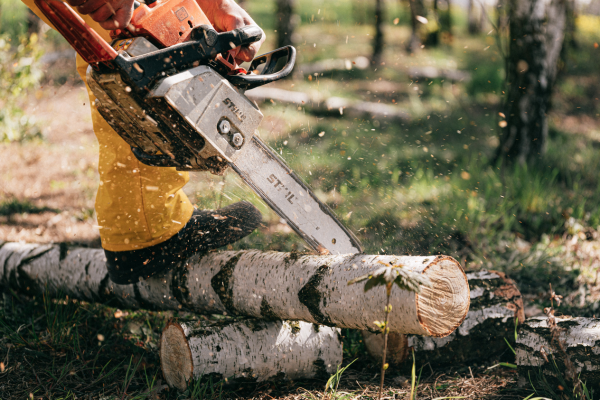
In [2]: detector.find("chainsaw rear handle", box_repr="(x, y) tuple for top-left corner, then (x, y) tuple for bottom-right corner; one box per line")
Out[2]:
(227, 46), (296, 90)
(191, 24), (263, 52)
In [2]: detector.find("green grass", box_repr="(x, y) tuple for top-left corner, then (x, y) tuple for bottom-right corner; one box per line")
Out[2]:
(0, 289), (234, 399)
(0, 198), (57, 217)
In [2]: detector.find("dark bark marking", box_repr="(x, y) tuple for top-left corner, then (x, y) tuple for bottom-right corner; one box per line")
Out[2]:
(5, 245), (53, 290)
(210, 253), (242, 314)
(59, 243), (69, 261)
(97, 274), (111, 303)
(133, 282), (158, 311)
(172, 262), (191, 309)
(260, 297), (280, 321)
(298, 265), (333, 326)
(240, 318), (271, 333)
(312, 358), (328, 378)
(288, 321), (301, 334)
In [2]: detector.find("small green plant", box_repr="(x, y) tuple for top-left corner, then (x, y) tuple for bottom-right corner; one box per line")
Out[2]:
(183, 375), (225, 400)
(348, 261), (431, 400)
(323, 359), (356, 400)
(0, 32), (43, 142)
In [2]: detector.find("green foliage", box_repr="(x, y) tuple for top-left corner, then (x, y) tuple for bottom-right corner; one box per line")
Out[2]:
(0, 0), (30, 37)
(0, 198), (56, 217)
(0, 33), (43, 143)
(324, 359), (356, 396)
(527, 363), (595, 400)
(185, 375), (224, 400)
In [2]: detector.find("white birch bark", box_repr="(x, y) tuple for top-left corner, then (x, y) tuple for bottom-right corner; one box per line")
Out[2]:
(363, 270), (524, 366)
(516, 316), (600, 388)
(0, 241), (469, 336)
(160, 320), (342, 390)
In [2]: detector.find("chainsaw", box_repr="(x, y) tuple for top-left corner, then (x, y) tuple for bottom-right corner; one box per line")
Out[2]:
(35, 0), (362, 255)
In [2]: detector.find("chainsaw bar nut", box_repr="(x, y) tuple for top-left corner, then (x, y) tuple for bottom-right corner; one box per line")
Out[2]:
(232, 132), (244, 147)
(218, 119), (231, 135)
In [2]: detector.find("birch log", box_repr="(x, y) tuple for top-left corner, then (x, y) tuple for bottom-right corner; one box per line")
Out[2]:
(516, 317), (600, 388)
(0, 241), (469, 336)
(363, 270), (524, 366)
(245, 87), (411, 123)
(161, 319), (342, 390)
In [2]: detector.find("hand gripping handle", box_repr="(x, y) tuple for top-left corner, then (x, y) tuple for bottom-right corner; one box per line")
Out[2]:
(34, 0), (117, 64)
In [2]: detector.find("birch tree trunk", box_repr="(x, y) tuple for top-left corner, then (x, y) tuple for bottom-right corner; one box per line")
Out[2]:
(362, 270), (524, 366)
(516, 316), (600, 389)
(467, 0), (481, 34)
(0, 241), (469, 336)
(495, 0), (567, 164)
(161, 320), (342, 390)
(275, 0), (297, 48)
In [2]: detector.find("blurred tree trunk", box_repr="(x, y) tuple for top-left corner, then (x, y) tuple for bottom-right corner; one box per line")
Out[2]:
(439, 0), (452, 37)
(564, 0), (577, 49)
(275, 0), (297, 48)
(372, 0), (385, 67)
(407, 0), (426, 52)
(495, 0), (567, 165)
(426, 0), (440, 46)
(467, 0), (481, 34)
(427, 0), (452, 46)
(27, 8), (42, 35)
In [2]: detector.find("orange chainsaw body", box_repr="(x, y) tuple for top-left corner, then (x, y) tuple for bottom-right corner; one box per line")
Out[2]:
(111, 0), (213, 48)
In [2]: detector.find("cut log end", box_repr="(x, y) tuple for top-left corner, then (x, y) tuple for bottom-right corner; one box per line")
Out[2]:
(160, 319), (343, 390)
(160, 323), (193, 391)
(364, 269), (523, 367)
(417, 256), (470, 337)
(362, 331), (408, 365)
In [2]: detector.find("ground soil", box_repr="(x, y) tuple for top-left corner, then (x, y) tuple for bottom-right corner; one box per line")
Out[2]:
(0, 81), (102, 247)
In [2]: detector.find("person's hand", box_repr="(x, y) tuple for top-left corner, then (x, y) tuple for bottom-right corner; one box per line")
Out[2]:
(66, 0), (135, 31)
(196, 0), (265, 64)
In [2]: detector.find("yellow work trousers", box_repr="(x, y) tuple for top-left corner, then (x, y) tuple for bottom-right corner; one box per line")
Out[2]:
(22, 0), (194, 251)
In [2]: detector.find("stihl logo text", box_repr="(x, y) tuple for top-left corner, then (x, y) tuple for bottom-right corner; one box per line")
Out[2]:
(267, 174), (295, 204)
(223, 98), (246, 121)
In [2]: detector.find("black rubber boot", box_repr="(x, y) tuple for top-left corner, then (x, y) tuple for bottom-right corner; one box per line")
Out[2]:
(104, 201), (262, 284)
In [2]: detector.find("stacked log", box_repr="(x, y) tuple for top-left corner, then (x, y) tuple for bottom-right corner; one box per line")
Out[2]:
(516, 316), (600, 389)
(363, 270), (524, 367)
(161, 320), (342, 390)
(0, 241), (470, 336)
